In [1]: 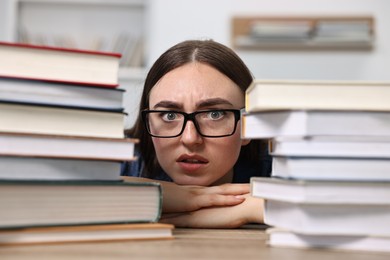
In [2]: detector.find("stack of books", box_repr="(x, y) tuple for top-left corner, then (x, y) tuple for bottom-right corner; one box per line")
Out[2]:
(243, 79), (390, 253)
(0, 42), (173, 245)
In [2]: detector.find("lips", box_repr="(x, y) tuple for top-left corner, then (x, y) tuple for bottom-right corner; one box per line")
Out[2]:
(177, 154), (208, 172)
(177, 154), (208, 164)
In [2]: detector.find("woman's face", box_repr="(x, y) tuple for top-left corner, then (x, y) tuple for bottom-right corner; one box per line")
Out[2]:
(148, 62), (249, 186)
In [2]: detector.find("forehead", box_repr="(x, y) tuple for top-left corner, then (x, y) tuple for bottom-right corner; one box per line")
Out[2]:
(149, 63), (244, 109)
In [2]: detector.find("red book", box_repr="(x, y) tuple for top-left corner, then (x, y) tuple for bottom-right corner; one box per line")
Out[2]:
(0, 41), (121, 88)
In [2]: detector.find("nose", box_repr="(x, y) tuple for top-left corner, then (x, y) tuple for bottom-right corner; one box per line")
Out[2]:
(180, 120), (203, 146)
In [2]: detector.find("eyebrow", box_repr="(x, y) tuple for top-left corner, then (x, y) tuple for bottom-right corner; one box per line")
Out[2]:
(152, 98), (234, 110)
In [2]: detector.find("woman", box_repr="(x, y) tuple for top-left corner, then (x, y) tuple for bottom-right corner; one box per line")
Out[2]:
(122, 39), (271, 228)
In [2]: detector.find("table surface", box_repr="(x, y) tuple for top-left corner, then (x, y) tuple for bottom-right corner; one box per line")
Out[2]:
(0, 225), (389, 260)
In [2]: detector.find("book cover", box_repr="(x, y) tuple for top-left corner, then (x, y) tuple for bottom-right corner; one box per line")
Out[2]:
(0, 41), (121, 87)
(0, 180), (162, 228)
(0, 223), (174, 245)
(245, 79), (390, 113)
(0, 76), (124, 111)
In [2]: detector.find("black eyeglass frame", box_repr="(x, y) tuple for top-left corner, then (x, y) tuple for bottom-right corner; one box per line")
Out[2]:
(141, 109), (241, 138)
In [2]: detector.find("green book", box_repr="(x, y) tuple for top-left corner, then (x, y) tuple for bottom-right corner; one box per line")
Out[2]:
(0, 180), (162, 228)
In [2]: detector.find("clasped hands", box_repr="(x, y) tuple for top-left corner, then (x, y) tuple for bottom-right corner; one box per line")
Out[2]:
(122, 176), (263, 228)
(160, 182), (264, 228)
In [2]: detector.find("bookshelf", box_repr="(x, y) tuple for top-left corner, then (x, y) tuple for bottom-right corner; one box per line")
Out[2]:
(231, 15), (375, 51)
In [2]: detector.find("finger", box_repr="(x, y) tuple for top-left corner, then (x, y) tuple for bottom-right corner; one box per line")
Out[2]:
(191, 194), (246, 210)
(201, 183), (250, 195)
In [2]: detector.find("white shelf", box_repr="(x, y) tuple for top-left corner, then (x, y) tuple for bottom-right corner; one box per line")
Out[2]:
(9, 0), (148, 70)
(232, 16), (375, 51)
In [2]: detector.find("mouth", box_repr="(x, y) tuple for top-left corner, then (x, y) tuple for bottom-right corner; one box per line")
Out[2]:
(177, 155), (208, 164)
(177, 154), (208, 172)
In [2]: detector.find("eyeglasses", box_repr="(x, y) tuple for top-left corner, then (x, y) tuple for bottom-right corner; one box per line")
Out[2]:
(142, 109), (241, 138)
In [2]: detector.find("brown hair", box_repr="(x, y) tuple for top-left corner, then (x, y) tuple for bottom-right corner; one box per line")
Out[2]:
(125, 39), (267, 178)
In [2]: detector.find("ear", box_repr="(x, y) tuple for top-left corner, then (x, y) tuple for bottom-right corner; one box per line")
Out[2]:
(241, 138), (251, 146)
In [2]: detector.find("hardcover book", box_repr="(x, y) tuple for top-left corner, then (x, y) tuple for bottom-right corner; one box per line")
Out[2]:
(263, 199), (390, 236)
(0, 41), (121, 87)
(0, 132), (137, 161)
(251, 177), (390, 204)
(245, 79), (390, 112)
(270, 136), (390, 158)
(241, 110), (390, 139)
(0, 180), (162, 228)
(0, 156), (123, 181)
(267, 228), (390, 253)
(271, 155), (390, 181)
(0, 76), (124, 111)
(0, 101), (126, 138)
(0, 223), (174, 245)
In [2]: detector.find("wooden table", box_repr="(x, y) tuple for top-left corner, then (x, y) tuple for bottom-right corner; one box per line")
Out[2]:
(0, 225), (389, 260)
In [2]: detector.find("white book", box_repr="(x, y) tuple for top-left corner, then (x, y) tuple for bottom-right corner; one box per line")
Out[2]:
(272, 156), (390, 181)
(0, 156), (122, 181)
(0, 76), (124, 111)
(241, 110), (390, 139)
(264, 199), (390, 236)
(0, 42), (120, 87)
(267, 228), (390, 253)
(0, 101), (125, 138)
(245, 79), (390, 113)
(251, 177), (390, 204)
(0, 132), (137, 161)
(270, 136), (390, 158)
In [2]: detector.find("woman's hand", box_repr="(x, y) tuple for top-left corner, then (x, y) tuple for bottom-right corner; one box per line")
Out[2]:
(121, 176), (249, 213)
(162, 182), (250, 213)
(160, 194), (264, 228)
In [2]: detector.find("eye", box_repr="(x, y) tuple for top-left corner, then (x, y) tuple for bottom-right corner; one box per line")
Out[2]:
(207, 110), (225, 120)
(160, 112), (180, 122)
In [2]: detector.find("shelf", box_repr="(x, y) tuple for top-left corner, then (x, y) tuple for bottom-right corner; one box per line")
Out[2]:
(231, 16), (375, 51)
(13, 0), (147, 69)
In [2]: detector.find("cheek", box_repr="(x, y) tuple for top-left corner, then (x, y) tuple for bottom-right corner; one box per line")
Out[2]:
(152, 138), (175, 165)
(211, 134), (243, 162)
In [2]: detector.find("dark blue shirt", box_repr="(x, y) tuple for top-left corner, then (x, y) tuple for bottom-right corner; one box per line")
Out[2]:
(121, 148), (272, 183)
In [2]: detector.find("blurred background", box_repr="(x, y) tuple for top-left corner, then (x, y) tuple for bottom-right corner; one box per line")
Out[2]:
(1, 0), (388, 127)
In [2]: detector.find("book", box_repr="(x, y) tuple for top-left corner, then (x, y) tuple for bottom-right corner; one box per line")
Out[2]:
(270, 136), (390, 158)
(271, 156), (390, 181)
(251, 177), (390, 204)
(0, 76), (124, 111)
(241, 110), (390, 139)
(0, 180), (162, 228)
(0, 156), (124, 181)
(0, 132), (137, 161)
(263, 199), (390, 236)
(267, 228), (390, 253)
(0, 41), (121, 87)
(0, 223), (174, 245)
(245, 79), (390, 113)
(0, 101), (125, 138)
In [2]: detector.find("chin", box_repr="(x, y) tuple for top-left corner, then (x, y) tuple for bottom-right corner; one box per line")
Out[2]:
(173, 176), (214, 186)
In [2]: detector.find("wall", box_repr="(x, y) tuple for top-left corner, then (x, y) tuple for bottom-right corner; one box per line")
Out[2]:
(147, 0), (390, 80)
